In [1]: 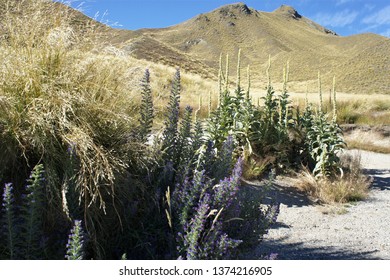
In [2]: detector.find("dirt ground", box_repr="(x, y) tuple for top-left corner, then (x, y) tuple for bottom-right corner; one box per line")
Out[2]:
(245, 149), (390, 260)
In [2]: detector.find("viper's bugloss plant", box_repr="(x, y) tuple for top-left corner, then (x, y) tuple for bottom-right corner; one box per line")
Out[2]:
(65, 220), (85, 260)
(21, 164), (46, 260)
(176, 158), (244, 260)
(0, 165), (47, 260)
(138, 69), (154, 143)
(175, 106), (194, 183)
(0, 183), (17, 259)
(162, 69), (181, 163)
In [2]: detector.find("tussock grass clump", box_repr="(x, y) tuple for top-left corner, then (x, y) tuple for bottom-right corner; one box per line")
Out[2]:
(294, 153), (371, 204)
(320, 98), (390, 126)
(0, 0), (140, 213)
(344, 128), (390, 154)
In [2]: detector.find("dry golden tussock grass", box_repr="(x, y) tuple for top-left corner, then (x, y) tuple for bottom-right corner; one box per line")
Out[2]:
(292, 153), (371, 204)
(0, 0), (142, 211)
(344, 129), (390, 154)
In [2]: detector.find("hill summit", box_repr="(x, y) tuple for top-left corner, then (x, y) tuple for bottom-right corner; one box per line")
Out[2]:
(14, 1), (389, 94)
(274, 5), (302, 19)
(121, 2), (390, 94)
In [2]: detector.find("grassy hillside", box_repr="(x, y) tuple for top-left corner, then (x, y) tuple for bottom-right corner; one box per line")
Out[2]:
(118, 3), (390, 95)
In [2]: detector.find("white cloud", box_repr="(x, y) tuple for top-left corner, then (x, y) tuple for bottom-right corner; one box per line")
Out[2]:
(380, 29), (390, 38)
(313, 10), (359, 27)
(363, 5), (390, 26)
(336, 0), (353, 6)
(363, 4), (376, 11)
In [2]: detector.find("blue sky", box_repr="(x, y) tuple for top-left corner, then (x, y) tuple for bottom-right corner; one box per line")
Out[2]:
(61, 0), (390, 37)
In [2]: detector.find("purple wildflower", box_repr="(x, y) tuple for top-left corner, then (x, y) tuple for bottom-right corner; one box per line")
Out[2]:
(213, 157), (243, 208)
(67, 142), (76, 157)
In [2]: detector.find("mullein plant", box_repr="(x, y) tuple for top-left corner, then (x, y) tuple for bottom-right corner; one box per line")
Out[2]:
(304, 74), (345, 178)
(207, 50), (256, 155)
(247, 56), (290, 170)
(233, 50), (256, 155)
(279, 63), (291, 128)
(206, 53), (234, 149)
(255, 56), (283, 154)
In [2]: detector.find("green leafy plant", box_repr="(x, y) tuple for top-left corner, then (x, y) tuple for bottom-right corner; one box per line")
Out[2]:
(304, 75), (345, 178)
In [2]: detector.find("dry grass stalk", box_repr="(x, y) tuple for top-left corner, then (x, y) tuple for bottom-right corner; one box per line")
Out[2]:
(293, 153), (371, 204)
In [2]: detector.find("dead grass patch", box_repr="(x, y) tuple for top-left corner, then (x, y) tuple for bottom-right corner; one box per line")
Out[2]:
(344, 129), (390, 154)
(292, 153), (371, 204)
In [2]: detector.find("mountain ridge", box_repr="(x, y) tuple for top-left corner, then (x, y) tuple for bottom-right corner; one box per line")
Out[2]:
(113, 3), (389, 94)
(3, 2), (389, 94)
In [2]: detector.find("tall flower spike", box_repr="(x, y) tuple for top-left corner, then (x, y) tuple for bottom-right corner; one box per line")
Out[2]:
(246, 65), (251, 100)
(278, 99), (283, 126)
(236, 49), (241, 90)
(283, 61), (290, 93)
(195, 95), (202, 122)
(225, 53), (229, 92)
(1, 183), (16, 259)
(332, 75), (337, 122)
(139, 69), (154, 142)
(285, 104), (289, 128)
(208, 91), (212, 118)
(266, 54), (271, 88)
(65, 220), (85, 260)
(218, 53), (224, 101)
(305, 82), (309, 109)
(318, 71), (323, 114)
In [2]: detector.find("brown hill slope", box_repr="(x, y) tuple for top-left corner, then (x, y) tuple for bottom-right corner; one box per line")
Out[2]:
(3, 1), (388, 94)
(118, 3), (390, 94)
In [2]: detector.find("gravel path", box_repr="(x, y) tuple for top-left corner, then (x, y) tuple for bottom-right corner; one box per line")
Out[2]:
(248, 150), (390, 260)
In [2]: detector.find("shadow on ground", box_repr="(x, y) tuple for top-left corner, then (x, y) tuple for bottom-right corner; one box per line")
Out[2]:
(244, 180), (313, 208)
(244, 238), (381, 260)
(364, 169), (390, 191)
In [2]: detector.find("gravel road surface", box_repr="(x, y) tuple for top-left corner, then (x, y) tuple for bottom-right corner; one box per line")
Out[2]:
(248, 150), (390, 260)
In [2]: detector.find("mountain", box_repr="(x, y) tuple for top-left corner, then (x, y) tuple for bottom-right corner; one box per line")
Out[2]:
(114, 3), (390, 94)
(3, 1), (388, 94)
